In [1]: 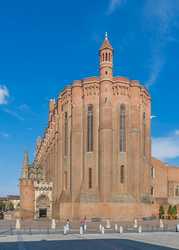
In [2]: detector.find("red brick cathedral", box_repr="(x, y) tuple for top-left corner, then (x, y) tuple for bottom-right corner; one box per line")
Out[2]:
(20, 34), (179, 220)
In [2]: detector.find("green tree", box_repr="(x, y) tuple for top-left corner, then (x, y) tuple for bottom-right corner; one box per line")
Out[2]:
(167, 205), (172, 219)
(6, 201), (14, 211)
(159, 205), (165, 219)
(8, 202), (14, 211)
(171, 205), (177, 219)
(0, 201), (5, 211)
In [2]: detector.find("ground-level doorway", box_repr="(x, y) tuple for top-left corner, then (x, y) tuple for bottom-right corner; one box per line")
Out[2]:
(39, 208), (47, 218)
(36, 195), (50, 219)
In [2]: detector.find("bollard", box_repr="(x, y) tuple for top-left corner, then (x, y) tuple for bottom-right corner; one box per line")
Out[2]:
(138, 225), (142, 233)
(16, 219), (21, 230)
(51, 219), (56, 230)
(80, 226), (83, 235)
(159, 219), (164, 229)
(66, 223), (70, 232)
(119, 226), (123, 234)
(84, 223), (87, 232)
(64, 225), (67, 235)
(99, 224), (102, 232)
(114, 224), (118, 232)
(176, 224), (179, 232)
(134, 219), (138, 228)
(101, 226), (105, 234)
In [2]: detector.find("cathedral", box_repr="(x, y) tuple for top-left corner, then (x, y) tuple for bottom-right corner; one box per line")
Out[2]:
(20, 34), (179, 220)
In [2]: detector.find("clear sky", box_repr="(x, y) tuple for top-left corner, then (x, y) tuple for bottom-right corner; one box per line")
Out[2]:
(0, 0), (179, 196)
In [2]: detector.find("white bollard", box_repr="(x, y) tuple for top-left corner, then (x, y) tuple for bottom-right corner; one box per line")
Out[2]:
(176, 224), (179, 232)
(64, 225), (67, 235)
(138, 225), (142, 233)
(51, 219), (56, 230)
(66, 223), (70, 232)
(134, 219), (138, 228)
(84, 223), (87, 232)
(99, 224), (102, 232)
(159, 219), (164, 229)
(114, 224), (118, 232)
(101, 226), (105, 234)
(119, 226), (123, 234)
(16, 219), (21, 230)
(80, 226), (83, 235)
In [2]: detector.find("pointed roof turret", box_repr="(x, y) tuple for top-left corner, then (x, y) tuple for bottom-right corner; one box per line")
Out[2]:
(99, 32), (114, 79)
(21, 151), (29, 179)
(23, 151), (29, 166)
(100, 32), (113, 51)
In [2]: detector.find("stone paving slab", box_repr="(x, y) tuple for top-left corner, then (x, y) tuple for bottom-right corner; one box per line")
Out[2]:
(0, 232), (178, 249)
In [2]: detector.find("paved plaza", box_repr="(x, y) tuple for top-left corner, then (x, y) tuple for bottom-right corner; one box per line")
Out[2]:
(0, 232), (179, 249)
(0, 220), (179, 249)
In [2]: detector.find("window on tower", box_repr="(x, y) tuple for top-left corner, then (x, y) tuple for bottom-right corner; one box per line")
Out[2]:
(150, 186), (154, 196)
(120, 104), (126, 152)
(120, 165), (125, 184)
(89, 168), (92, 189)
(143, 112), (146, 156)
(175, 185), (179, 196)
(64, 171), (67, 190)
(64, 112), (68, 156)
(87, 105), (93, 152)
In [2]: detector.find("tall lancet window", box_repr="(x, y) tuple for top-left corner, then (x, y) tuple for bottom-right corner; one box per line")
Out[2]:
(120, 104), (126, 152)
(87, 104), (93, 152)
(143, 112), (146, 156)
(64, 112), (68, 156)
(120, 165), (125, 184)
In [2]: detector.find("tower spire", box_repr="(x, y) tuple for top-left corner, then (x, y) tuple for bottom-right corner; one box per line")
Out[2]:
(23, 151), (29, 166)
(21, 151), (29, 179)
(99, 33), (113, 79)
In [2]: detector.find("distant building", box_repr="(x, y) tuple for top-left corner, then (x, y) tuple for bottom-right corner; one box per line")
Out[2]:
(0, 195), (20, 210)
(19, 34), (179, 220)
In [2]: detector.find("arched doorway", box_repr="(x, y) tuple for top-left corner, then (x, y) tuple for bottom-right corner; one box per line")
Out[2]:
(36, 195), (50, 218)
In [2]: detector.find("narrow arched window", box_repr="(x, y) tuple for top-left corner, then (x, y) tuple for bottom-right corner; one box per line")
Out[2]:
(105, 52), (108, 61)
(175, 185), (179, 196)
(102, 53), (104, 61)
(120, 165), (125, 184)
(64, 112), (68, 156)
(64, 171), (67, 190)
(143, 112), (146, 156)
(151, 186), (154, 196)
(87, 105), (93, 152)
(120, 104), (126, 152)
(89, 168), (92, 189)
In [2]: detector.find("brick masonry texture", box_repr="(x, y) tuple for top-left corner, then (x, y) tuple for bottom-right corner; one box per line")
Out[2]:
(19, 35), (179, 220)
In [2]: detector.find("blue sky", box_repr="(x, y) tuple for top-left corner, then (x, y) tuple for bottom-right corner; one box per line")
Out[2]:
(0, 0), (179, 196)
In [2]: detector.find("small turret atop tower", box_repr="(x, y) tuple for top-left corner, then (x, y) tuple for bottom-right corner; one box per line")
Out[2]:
(21, 151), (29, 179)
(99, 32), (113, 80)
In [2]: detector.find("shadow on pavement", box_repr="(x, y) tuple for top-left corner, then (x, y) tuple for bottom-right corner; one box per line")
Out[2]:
(0, 239), (177, 250)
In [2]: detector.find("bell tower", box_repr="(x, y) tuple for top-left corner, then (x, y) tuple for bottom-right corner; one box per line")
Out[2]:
(99, 33), (113, 201)
(20, 151), (35, 219)
(99, 32), (113, 79)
